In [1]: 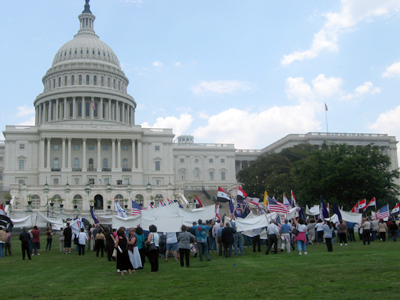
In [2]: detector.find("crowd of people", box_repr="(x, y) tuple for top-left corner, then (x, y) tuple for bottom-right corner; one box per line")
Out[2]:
(1, 215), (399, 274)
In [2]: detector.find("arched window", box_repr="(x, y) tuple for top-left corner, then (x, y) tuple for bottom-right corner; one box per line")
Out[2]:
(58, 77), (61, 87)
(52, 194), (63, 207)
(53, 78), (56, 88)
(78, 101), (82, 117)
(89, 158), (94, 169)
(31, 194), (41, 208)
(101, 76), (104, 86)
(122, 158), (128, 168)
(53, 158), (59, 169)
(64, 76), (68, 86)
(73, 194), (83, 210)
(71, 75), (75, 85)
(93, 75), (97, 85)
(135, 194), (144, 206)
(79, 75), (82, 85)
(113, 79), (116, 89)
(115, 194), (124, 204)
(86, 75), (90, 85)
(118, 81), (120, 90)
(155, 193), (164, 206)
(103, 158), (108, 169)
(107, 77), (111, 87)
(194, 168), (200, 178)
(74, 158), (80, 170)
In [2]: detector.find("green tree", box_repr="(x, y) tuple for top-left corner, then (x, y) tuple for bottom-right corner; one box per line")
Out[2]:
(292, 143), (399, 209)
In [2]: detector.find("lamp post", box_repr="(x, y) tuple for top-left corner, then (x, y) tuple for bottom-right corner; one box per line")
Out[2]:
(85, 182), (91, 211)
(43, 177), (50, 217)
(127, 182), (132, 208)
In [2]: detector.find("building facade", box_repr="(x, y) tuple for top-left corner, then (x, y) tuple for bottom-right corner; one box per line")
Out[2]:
(0, 2), (398, 214)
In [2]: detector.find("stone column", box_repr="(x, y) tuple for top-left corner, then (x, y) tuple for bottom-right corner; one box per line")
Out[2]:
(90, 97), (94, 120)
(64, 98), (67, 120)
(61, 138), (66, 169)
(122, 103), (125, 123)
(72, 97), (76, 119)
(82, 138), (87, 170)
(40, 138), (45, 169)
(138, 140), (142, 169)
(82, 98), (86, 119)
(100, 98), (103, 120)
(67, 138), (72, 169)
(108, 99), (112, 121)
(97, 138), (101, 171)
(46, 138), (51, 170)
(117, 139), (121, 169)
(111, 139), (115, 169)
(47, 101), (51, 121)
(55, 99), (59, 121)
(131, 139), (136, 169)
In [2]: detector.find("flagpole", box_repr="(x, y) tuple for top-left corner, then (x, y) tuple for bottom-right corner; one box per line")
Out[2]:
(325, 103), (329, 133)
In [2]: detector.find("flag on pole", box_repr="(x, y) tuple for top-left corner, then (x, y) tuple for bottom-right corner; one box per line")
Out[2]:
(195, 196), (204, 208)
(217, 186), (230, 203)
(363, 197), (376, 211)
(237, 186), (247, 201)
(266, 197), (288, 214)
(358, 199), (367, 210)
(158, 201), (166, 208)
(391, 203), (399, 214)
(325, 103), (328, 111)
(350, 202), (359, 213)
(167, 199), (174, 205)
(291, 190), (297, 207)
(0, 204), (13, 230)
(283, 193), (290, 206)
(263, 191), (268, 205)
(90, 205), (99, 224)
(332, 201), (342, 222)
(215, 203), (221, 220)
(147, 203), (154, 209)
(131, 200), (142, 216)
(115, 201), (127, 218)
(320, 196), (329, 219)
(375, 204), (390, 220)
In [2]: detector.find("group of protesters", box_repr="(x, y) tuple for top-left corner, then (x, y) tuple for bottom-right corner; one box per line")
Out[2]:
(4, 214), (399, 275)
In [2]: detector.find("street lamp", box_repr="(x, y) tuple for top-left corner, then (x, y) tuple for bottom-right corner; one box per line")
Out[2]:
(43, 177), (50, 217)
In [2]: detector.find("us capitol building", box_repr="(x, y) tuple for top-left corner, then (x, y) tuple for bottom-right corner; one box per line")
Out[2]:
(0, 2), (398, 214)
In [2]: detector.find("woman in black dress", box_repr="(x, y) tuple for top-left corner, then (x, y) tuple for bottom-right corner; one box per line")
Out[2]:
(115, 227), (133, 276)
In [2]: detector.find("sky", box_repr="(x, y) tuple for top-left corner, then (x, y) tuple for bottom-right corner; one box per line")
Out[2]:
(1, 0), (400, 153)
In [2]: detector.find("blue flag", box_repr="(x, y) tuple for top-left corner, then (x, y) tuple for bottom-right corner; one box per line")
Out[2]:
(320, 195), (329, 219)
(332, 201), (342, 221)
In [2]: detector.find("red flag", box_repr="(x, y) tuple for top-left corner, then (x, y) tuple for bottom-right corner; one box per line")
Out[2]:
(217, 186), (230, 203)
(195, 196), (204, 208)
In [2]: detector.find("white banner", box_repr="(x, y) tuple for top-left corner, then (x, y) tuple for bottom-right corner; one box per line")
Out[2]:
(340, 210), (363, 224)
(179, 205), (215, 226)
(11, 215), (32, 228)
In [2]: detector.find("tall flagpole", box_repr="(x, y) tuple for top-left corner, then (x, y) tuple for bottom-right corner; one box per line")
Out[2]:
(325, 103), (329, 133)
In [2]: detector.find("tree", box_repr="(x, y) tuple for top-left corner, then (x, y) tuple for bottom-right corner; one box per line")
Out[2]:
(292, 143), (399, 209)
(237, 144), (316, 199)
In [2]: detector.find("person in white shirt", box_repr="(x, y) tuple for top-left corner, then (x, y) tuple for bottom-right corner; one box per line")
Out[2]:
(265, 221), (280, 255)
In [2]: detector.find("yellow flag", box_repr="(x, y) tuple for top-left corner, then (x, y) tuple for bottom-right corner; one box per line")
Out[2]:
(263, 191), (268, 205)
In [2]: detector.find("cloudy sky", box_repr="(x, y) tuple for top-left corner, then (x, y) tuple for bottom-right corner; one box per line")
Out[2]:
(1, 0), (400, 152)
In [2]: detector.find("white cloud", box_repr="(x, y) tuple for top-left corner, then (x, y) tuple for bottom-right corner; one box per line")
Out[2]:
(191, 80), (254, 97)
(18, 117), (35, 126)
(197, 111), (209, 119)
(174, 62), (181, 67)
(16, 105), (35, 117)
(286, 74), (342, 100)
(383, 61), (400, 78)
(341, 81), (380, 101)
(192, 104), (321, 149)
(141, 113), (194, 137)
(282, 0), (400, 65)
(152, 61), (163, 67)
(137, 104), (146, 110)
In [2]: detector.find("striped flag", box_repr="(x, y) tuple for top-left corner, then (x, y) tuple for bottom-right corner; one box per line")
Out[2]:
(363, 197), (376, 211)
(131, 200), (142, 216)
(195, 196), (204, 208)
(283, 193), (290, 207)
(267, 197), (288, 214)
(392, 203), (399, 214)
(291, 190), (297, 207)
(375, 205), (390, 220)
(350, 202), (359, 213)
(217, 186), (230, 203)
(147, 203), (155, 209)
(167, 199), (174, 205)
(237, 186), (248, 201)
(158, 201), (166, 208)
(358, 199), (367, 210)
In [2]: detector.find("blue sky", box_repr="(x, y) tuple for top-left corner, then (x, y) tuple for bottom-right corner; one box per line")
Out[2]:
(1, 0), (400, 152)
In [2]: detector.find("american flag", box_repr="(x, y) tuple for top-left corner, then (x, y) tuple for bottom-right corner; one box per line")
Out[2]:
(375, 204), (390, 220)
(131, 200), (142, 216)
(267, 197), (288, 214)
(167, 198), (174, 205)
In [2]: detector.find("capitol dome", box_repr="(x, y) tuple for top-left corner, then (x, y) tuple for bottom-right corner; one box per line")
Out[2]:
(33, 1), (136, 127)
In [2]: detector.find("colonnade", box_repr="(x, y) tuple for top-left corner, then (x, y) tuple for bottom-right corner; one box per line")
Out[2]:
(35, 97), (135, 125)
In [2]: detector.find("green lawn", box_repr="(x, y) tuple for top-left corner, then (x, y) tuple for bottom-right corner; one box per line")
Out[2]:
(1, 236), (399, 300)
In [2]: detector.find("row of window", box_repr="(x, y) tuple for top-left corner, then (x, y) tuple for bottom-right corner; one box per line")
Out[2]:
(178, 170), (226, 181)
(52, 144), (131, 151)
(179, 158), (225, 163)
(57, 47), (115, 62)
(45, 74), (126, 93)
(53, 158), (130, 169)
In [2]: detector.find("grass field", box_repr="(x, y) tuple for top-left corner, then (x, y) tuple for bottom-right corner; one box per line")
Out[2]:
(1, 235), (399, 300)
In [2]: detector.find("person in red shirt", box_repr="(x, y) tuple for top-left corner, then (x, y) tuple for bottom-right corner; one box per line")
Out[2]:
(31, 226), (41, 255)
